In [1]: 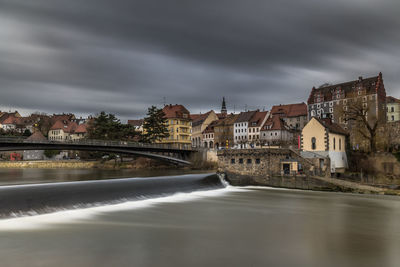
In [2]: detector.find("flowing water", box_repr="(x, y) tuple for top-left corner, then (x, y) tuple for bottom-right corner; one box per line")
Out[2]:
(0, 169), (400, 267)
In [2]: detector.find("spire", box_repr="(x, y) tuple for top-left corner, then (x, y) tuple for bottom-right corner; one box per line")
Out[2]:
(221, 97), (227, 114)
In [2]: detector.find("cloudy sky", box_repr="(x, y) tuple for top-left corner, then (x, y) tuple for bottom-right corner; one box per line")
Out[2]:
(0, 0), (399, 120)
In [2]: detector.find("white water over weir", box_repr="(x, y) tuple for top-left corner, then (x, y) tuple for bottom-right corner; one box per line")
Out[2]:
(0, 173), (226, 219)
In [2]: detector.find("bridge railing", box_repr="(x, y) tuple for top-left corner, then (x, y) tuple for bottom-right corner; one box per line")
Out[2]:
(0, 137), (193, 151)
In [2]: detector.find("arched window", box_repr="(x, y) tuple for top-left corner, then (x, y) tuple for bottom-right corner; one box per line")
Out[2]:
(339, 138), (342, 150)
(333, 137), (336, 150)
(311, 137), (316, 150)
(311, 110), (316, 117)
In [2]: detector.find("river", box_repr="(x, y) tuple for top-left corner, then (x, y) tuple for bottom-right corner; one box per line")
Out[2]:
(0, 169), (400, 267)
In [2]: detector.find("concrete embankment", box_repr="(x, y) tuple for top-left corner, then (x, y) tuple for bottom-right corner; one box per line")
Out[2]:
(221, 171), (398, 195)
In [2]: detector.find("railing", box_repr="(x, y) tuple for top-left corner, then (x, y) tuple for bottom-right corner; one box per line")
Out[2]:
(0, 137), (193, 151)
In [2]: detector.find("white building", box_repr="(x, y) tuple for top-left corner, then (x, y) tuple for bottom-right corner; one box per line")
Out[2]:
(233, 111), (257, 149)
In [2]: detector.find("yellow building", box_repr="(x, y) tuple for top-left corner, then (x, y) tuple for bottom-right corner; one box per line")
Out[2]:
(301, 117), (348, 174)
(160, 104), (192, 145)
(387, 96), (400, 122)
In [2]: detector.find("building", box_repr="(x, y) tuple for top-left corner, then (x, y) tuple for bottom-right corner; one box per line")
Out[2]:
(248, 111), (269, 147)
(128, 119), (144, 132)
(202, 120), (219, 149)
(270, 103), (308, 130)
(190, 110), (219, 148)
(233, 110), (257, 149)
(161, 104), (192, 145)
(0, 111), (21, 131)
(23, 131), (47, 160)
(260, 115), (294, 145)
(386, 96), (400, 122)
(307, 73), (386, 150)
(301, 117), (348, 174)
(48, 120), (78, 141)
(214, 114), (238, 149)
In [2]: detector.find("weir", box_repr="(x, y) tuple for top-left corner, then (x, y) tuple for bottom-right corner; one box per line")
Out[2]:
(0, 173), (225, 218)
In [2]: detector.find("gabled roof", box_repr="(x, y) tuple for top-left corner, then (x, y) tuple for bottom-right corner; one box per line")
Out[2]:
(235, 110), (257, 123)
(312, 117), (348, 136)
(51, 114), (75, 124)
(261, 116), (287, 131)
(26, 131), (47, 141)
(127, 119), (144, 127)
(190, 110), (213, 127)
(50, 120), (78, 133)
(162, 104), (190, 119)
(249, 111), (268, 127)
(271, 103), (307, 118)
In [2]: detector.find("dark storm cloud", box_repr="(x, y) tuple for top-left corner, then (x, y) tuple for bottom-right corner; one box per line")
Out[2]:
(0, 0), (399, 119)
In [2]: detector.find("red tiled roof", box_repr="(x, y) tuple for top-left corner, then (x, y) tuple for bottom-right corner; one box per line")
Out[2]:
(127, 119), (144, 127)
(50, 120), (78, 133)
(75, 123), (87, 134)
(162, 104), (190, 119)
(271, 103), (307, 118)
(249, 111), (268, 127)
(202, 120), (219, 134)
(190, 111), (213, 127)
(1, 116), (17, 125)
(261, 116), (287, 131)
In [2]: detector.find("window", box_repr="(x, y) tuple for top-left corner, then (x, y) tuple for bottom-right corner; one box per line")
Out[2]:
(247, 159), (252, 164)
(333, 137), (336, 150)
(391, 107), (395, 112)
(239, 158), (243, 164)
(231, 159), (235, 164)
(311, 137), (316, 150)
(392, 115), (395, 121)
(256, 158), (261, 164)
(339, 138), (342, 150)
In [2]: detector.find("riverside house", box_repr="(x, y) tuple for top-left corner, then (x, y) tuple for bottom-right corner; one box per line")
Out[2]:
(161, 104), (192, 146)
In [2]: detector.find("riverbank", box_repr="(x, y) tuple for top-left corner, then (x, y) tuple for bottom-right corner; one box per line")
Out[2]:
(220, 171), (400, 196)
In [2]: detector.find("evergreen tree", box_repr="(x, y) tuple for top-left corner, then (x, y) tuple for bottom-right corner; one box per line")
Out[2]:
(142, 106), (169, 143)
(87, 111), (137, 141)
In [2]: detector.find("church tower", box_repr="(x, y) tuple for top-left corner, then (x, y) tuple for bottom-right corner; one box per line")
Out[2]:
(221, 97), (227, 115)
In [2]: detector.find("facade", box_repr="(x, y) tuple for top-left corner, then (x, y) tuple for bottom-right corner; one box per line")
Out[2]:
(160, 104), (192, 145)
(214, 114), (238, 149)
(248, 111), (269, 147)
(233, 111), (257, 149)
(190, 110), (218, 148)
(271, 103), (308, 130)
(386, 96), (400, 122)
(260, 115), (293, 145)
(0, 111), (21, 131)
(48, 120), (87, 141)
(202, 120), (219, 149)
(301, 117), (348, 173)
(307, 73), (386, 150)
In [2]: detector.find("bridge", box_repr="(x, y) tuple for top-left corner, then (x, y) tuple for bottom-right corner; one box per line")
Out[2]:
(0, 138), (195, 165)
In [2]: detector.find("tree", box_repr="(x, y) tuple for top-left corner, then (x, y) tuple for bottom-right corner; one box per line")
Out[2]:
(342, 101), (379, 153)
(142, 106), (169, 143)
(23, 129), (31, 137)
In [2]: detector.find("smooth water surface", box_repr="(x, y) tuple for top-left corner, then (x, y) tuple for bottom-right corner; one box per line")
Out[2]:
(1, 186), (400, 267)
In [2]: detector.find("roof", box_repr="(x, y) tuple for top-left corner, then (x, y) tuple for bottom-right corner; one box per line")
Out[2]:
(261, 116), (287, 131)
(387, 96), (400, 104)
(75, 123), (87, 134)
(214, 114), (239, 127)
(127, 119), (144, 127)
(235, 110), (257, 123)
(50, 120), (78, 133)
(26, 131), (47, 141)
(216, 113), (227, 119)
(162, 104), (190, 119)
(249, 111), (268, 127)
(202, 120), (219, 134)
(0, 112), (20, 124)
(307, 74), (382, 105)
(190, 110), (213, 127)
(313, 117), (348, 136)
(51, 114), (75, 124)
(271, 103), (307, 118)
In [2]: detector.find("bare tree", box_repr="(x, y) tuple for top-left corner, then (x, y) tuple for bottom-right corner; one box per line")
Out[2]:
(343, 101), (379, 153)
